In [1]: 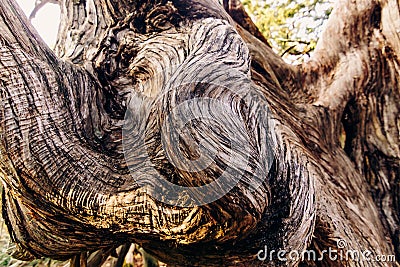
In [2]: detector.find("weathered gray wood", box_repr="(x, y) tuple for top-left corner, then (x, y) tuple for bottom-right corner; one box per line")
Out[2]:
(0, 0), (398, 266)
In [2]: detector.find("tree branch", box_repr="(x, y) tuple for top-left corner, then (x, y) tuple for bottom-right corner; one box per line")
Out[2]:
(1, 0), (273, 264)
(29, 0), (59, 20)
(0, 0), (398, 265)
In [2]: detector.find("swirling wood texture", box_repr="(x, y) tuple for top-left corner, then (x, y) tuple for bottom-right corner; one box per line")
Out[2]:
(0, 0), (398, 266)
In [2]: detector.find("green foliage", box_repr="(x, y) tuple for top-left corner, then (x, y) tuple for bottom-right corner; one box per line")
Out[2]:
(0, 253), (12, 266)
(242, 0), (333, 62)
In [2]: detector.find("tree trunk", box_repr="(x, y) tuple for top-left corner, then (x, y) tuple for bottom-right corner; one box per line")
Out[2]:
(0, 0), (398, 266)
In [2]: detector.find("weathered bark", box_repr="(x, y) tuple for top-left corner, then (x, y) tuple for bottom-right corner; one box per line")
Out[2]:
(0, 0), (398, 266)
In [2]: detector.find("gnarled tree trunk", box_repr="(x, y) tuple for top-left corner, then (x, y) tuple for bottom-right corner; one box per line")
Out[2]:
(0, 0), (398, 266)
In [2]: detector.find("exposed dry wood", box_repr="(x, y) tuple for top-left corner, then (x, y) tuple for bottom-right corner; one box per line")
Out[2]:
(0, 0), (398, 266)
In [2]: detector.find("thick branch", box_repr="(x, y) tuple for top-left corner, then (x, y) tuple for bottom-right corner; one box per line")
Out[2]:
(1, 0), (274, 264)
(227, 0), (399, 264)
(0, 0), (399, 266)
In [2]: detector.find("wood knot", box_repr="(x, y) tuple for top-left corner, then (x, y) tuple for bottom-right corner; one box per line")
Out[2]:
(145, 1), (180, 32)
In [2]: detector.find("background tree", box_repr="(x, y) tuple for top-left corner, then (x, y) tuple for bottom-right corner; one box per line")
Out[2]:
(241, 0), (333, 62)
(0, 0), (399, 267)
